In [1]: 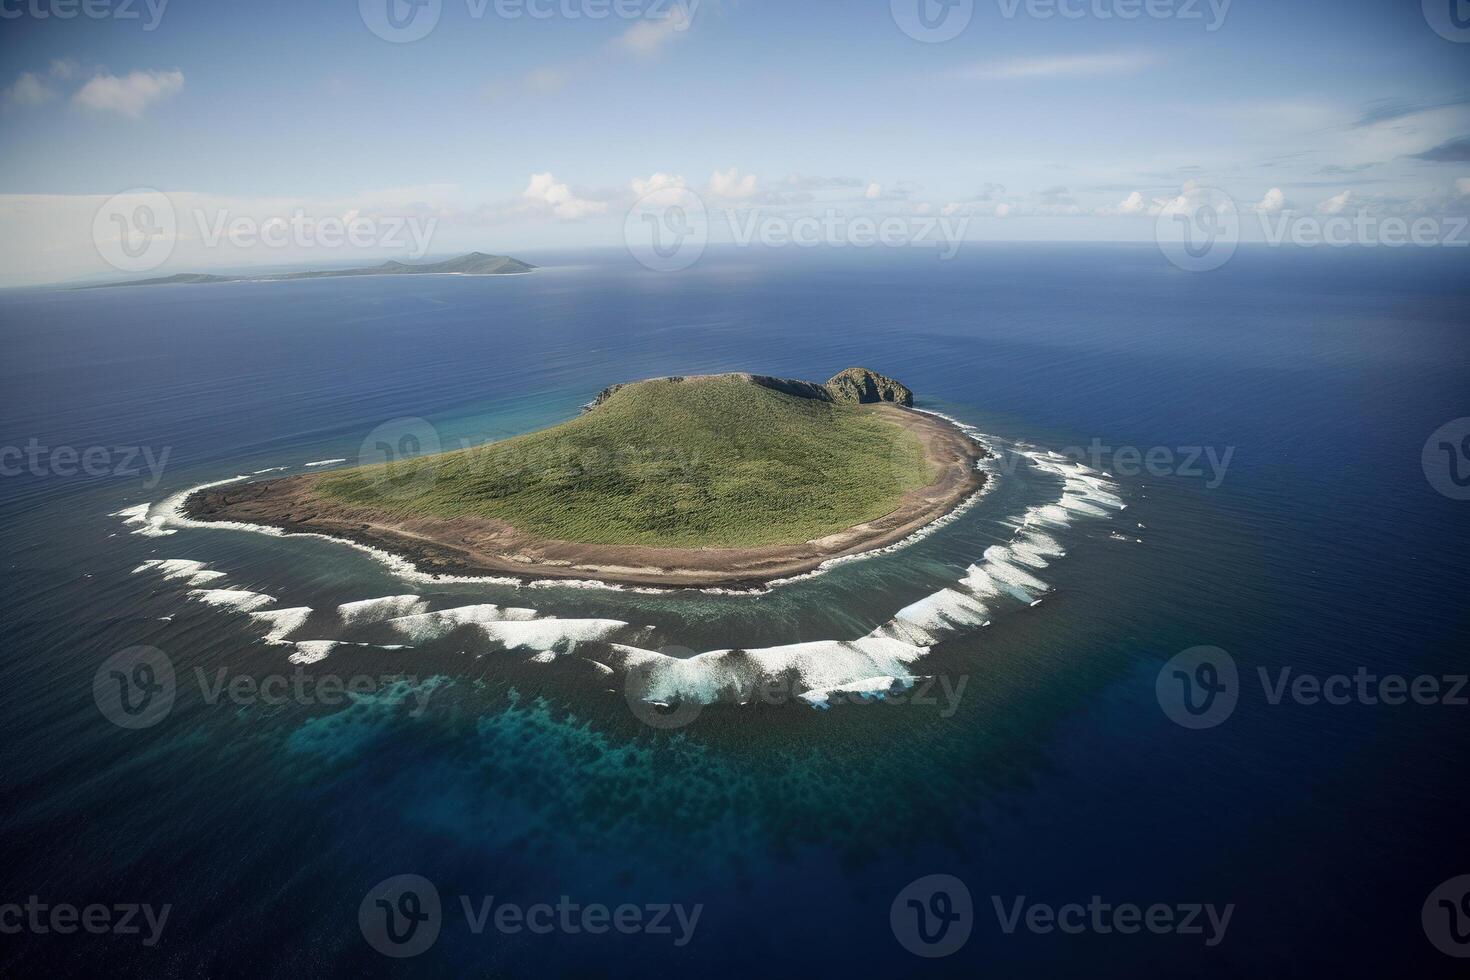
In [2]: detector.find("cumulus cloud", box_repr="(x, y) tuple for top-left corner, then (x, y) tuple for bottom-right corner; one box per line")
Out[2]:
(631, 173), (686, 197)
(864, 182), (882, 200)
(707, 167), (759, 200)
(1252, 187), (1288, 214)
(522, 173), (607, 219)
(3, 72), (56, 109)
(1316, 190), (1352, 215)
(1115, 191), (1146, 215)
(73, 69), (183, 117)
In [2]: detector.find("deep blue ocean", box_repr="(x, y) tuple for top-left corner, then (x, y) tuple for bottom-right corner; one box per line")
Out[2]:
(1, 244), (1467, 977)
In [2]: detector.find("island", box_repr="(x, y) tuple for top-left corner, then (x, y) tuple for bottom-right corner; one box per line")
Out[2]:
(86, 252), (534, 288)
(184, 368), (987, 588)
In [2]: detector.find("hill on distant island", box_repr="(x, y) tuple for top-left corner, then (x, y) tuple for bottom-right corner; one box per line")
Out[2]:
(87, 252), (534, 289)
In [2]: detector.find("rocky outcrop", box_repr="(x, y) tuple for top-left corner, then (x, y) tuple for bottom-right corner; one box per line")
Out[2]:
(823, 367), (914, 406)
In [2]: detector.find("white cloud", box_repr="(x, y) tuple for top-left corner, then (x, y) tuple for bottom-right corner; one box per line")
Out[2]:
(1252, 187), (1287, 214)
(708, 167), (759, 200)
(49, 58), (79, 80)
(3, 73), (56, 108)
(864, 182), (882, 200)
(613, 11), (691, 58)
(631, 173), (686, 197)
(1116, 191), (1146, 215)
(995, 202), (1012, 218)
(521, 172), (607, 220)
(1455, 178), (1470, 198)
(962, 52), (1151, 81)
(73, 69), (183, 117)
(1316, 190), (1352, 215)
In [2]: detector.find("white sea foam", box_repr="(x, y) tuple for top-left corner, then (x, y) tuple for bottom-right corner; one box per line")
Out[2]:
(477, 618), (627, 653)
(303, 459), (347, 467)
(187, 588), (276, 612)
(338, 595), (429, 627)
(289, 640), (339, 665)
(250, 607), (313, 643)
(111, 502), (175, 537)
(132, 558), (227, 586)
(607, 636), (928, 706)
(386, 604), (540, 643)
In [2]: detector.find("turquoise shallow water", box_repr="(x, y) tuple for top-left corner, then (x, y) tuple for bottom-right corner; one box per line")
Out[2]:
(1, 245), (1467, 976)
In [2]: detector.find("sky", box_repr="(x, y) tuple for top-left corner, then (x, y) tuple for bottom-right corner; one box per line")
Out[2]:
(0, 0), (1467, 285)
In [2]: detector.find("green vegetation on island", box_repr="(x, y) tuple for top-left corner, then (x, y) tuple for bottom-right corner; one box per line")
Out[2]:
(315, 371), (936, 549)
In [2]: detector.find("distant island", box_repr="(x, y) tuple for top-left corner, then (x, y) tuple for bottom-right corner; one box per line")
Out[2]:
(86, 252), (535, 289)
(184, 368), (986, 588)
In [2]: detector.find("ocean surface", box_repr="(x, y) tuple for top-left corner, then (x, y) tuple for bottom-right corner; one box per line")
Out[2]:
(1, 244), (1466, 977)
